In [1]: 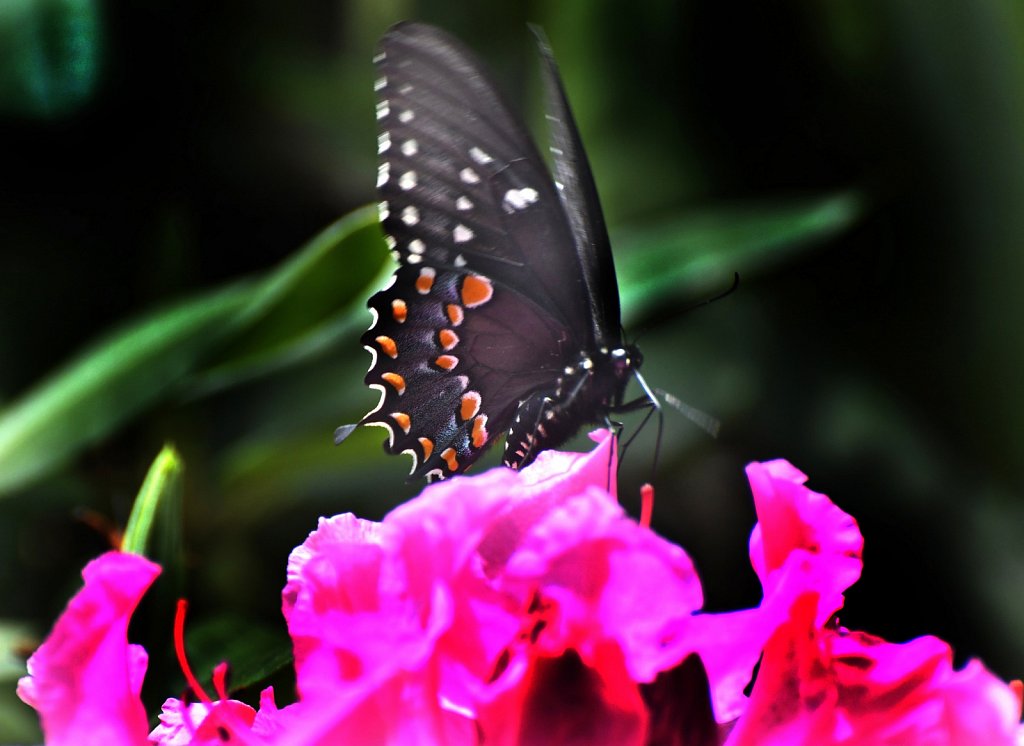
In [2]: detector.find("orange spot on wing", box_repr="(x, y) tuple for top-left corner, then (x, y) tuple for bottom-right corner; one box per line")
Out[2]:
(441, 447), (459, 473)
(418, 437), (434, 462)
(381, 372), (406, 394)
(438, 329), (459, 350)
(390, 412), (411, 433)
(435, 355), (458, 371)
(471, 415), (488, 448)
(460, 392), (480, 421)
(446, 303), (464, 326)
(460, 274), (493, 308)
(391, 299), (407, 323)
(416, 268), (436, 294)
(376, 335), (398, 358)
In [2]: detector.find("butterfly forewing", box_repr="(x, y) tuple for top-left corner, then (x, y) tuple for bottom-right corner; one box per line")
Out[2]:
(374, 23), (591, 339)
(534, 28), (622, 348)
(361, 22), (598, 479)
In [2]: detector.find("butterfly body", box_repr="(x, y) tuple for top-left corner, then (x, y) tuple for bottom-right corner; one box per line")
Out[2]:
(502, 344), (641, 470)
(351, 21), (649, 480)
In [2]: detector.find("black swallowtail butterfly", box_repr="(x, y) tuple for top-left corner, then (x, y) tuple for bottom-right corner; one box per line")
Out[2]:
(337, 21), (655, 481)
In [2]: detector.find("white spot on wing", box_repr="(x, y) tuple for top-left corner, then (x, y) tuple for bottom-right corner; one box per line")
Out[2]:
(376, 100), (390, 120)
(402, 139), (418, 156)
(454, 254), (467, 267)
(378, 132), (391, 154)
(459, 167), (480, 184)
(399, 110), (414, 123)
(377, 201), (390, 221)
(456, 196), (473, 211)
(453, 224), (474, 243)
(363, 344), (379, 374)
(366, 419), (396, 449)
(409, 238), (426, 254)
(407, 253), (422, 264)
(366, 382), (387, 417)
(401, 448), (420, 475)
(503, 187), (539, 213)
(377, 163), (390, 188)
(469, 147), (493, 165)
(374, 76), (387, 91)
(384, 234), (396, 250)
(399, 171), (417, 190)
(401, 205), (420, 226)
(372, 52), (386, 64)
(398, 83), (413, 95)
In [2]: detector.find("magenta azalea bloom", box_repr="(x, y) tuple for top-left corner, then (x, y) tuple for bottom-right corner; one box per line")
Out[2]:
(17, 551), (159, 746)
(717, 462), (1022, 746)
(279, 431), (704, 743)
(16, 432), (1023, 744)
(726, 593), (1023, 745)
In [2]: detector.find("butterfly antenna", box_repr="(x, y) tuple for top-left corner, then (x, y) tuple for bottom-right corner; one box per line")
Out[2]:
(655, 389), (721, 438)
(684, 271), (739, 314)
(626, 272), (740, 346)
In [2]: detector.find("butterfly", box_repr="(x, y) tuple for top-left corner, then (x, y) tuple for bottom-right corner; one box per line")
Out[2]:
(336, 21), (656, 481)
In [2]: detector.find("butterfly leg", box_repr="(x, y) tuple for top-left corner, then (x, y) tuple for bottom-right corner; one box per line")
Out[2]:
(615, 370), (663, 479)
(601, 415), (628, 491)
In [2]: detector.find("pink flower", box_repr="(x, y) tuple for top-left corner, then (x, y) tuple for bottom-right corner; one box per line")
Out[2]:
(17, 434), (1023, 744)
(719, 461), (1021, 746)
(150, 697), (259, 745)
(664, 459), (866, 724)
(17, 551), (159, 746)
(279, 430), (705, 743)
(726, 593), (1022, 745)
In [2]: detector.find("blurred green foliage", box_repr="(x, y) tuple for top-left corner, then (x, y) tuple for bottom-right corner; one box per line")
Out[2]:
(3, 0), (1024, 740)
(0, 0), (102, 118)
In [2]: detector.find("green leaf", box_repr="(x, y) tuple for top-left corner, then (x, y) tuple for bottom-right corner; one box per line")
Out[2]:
(0, 621), (31, 682)
(0, 620), (41, 743)
(0, 206), (388, 497)
(182, 614), (293, 694)
(184, 206), (390, 398)
(121, 445), (183, 557)
(0, 283), (252, 497)
(616, 190), (864, 323)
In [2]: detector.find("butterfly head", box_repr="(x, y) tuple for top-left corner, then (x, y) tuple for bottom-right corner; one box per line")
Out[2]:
(609, 345), (642, 377)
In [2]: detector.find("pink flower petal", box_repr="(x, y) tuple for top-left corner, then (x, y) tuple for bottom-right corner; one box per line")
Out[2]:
(746, 459), (863, 618)
(653, 461), (866, 724)
(479, 646), (649, 746)
(17, 551), (160, 746)
(149, 698), (257, 745)
(726, 592), (1024, 745)
(275, 430), (706, 742)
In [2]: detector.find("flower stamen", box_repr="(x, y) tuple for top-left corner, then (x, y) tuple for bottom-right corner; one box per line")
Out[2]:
(640, 483), (654, 529)
(173, 600), (259, 744)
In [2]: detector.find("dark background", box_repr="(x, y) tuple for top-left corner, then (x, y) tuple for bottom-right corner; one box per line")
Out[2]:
(3, 0), (1024, 739)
